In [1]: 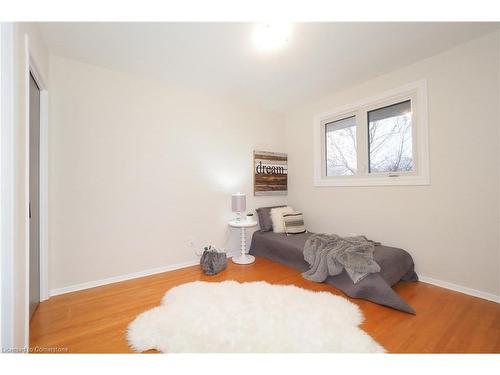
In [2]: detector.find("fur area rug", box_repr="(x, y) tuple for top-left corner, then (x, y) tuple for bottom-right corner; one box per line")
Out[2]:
(127, 281), (384, 353)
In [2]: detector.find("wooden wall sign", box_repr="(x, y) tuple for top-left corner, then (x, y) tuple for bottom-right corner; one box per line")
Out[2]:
(253, 150), (288, 196)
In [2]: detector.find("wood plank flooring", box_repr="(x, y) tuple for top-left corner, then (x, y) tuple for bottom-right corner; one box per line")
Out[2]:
(29, 256), (500, 353)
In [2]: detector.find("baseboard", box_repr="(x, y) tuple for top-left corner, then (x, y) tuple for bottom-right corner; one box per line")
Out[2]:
(51, 258), (498, 304)
(49, 259), (200, 297)
(419, 276), (500, 303)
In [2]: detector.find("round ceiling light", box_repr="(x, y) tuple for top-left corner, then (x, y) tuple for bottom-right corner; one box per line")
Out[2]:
(252, 23), (291, 51)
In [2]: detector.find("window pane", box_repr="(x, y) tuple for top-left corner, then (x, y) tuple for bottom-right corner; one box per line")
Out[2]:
(325, 116), (357, 176)
(368, 100), (413, 173)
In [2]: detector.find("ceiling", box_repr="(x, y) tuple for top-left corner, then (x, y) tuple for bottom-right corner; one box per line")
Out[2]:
(39, 22), (499, 112)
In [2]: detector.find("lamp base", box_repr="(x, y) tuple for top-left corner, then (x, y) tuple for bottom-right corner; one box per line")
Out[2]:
(232, 254), (255, 265)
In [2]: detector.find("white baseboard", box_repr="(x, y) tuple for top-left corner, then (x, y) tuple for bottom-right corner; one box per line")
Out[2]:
(419, 276), (500, 303)
(49, 259), (200, 297)
(51, 258), (499, 305)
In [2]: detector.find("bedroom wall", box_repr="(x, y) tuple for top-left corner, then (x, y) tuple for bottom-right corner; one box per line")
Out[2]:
(48, 55), (287, 292)
(285, 31), (500, 299)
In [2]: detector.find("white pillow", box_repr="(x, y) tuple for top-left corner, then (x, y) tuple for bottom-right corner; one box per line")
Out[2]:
(270, 206), (294, 233)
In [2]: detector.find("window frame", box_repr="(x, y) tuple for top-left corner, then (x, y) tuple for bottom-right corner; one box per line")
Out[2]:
(314, 80), (430, 187)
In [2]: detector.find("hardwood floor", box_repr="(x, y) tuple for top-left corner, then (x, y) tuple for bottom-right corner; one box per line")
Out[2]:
(30, 256), (500, 353)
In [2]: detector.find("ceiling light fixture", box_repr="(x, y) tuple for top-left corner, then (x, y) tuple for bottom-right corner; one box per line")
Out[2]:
(252, 23), (291, 51)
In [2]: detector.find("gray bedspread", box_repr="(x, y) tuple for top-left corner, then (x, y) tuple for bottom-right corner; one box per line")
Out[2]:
(249, 231), (418, 314)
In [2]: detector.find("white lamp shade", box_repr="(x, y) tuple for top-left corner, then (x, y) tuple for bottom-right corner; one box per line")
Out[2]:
(231, 193), (246, 212)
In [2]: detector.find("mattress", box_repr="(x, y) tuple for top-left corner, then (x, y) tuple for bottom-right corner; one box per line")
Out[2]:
(250, 231), (418, 314)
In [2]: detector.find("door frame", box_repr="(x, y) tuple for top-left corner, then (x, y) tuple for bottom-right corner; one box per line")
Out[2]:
(0, 22), (15, 350)
(23, 33), (49, 345)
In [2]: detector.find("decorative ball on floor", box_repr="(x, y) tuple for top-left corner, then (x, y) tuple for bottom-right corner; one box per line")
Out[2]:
(199, 245), (227, 275)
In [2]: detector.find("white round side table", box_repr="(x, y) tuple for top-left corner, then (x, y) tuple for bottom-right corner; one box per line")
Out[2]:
(228, 219), (258, 265)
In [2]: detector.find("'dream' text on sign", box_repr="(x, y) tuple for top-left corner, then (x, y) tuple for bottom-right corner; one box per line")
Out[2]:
(253, 151), (288, 196)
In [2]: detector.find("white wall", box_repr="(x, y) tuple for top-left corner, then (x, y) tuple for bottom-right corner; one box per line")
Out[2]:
(48, 55), (287, 291)
(285, 32), (500, 298)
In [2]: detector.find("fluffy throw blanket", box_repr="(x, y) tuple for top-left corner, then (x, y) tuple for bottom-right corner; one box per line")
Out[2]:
(303, 234), (381, 284)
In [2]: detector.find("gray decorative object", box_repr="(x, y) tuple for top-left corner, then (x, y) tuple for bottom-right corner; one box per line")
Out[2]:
(200, 245), (227, 276)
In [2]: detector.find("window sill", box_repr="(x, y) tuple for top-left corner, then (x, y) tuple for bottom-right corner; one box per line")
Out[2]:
(314, 175), (430, 187)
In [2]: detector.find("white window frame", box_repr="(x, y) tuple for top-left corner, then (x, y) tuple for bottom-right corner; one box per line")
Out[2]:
(314, 80), (430, 187)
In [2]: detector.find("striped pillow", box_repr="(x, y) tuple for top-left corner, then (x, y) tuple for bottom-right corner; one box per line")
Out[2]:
(283, 212), (306, 235)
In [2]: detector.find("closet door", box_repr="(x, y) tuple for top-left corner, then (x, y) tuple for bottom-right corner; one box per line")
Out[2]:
(29, 72), (41, 319)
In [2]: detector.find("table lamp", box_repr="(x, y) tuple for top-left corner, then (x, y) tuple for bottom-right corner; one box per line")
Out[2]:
(231, 192), (246, 221)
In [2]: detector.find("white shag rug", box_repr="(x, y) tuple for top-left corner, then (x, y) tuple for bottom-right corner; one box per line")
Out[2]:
(127, 281), (384, 353)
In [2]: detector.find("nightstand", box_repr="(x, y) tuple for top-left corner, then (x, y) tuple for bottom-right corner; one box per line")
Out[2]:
(228, 219), (258, 265)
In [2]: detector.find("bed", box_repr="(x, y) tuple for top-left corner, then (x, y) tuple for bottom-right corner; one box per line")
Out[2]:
(250, 230), (418, 314)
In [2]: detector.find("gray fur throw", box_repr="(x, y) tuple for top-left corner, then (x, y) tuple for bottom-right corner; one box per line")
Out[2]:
(302, 233), (381, 284)
(200, 250), (227, 276)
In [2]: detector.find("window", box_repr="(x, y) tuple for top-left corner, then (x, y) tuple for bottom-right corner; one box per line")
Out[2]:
(368, 100), (413, 174)
(314, 80), (429, 186)
(325, 116), (357, 176)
